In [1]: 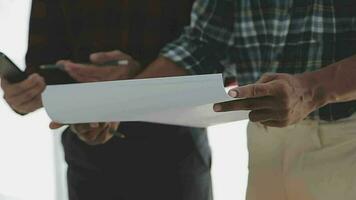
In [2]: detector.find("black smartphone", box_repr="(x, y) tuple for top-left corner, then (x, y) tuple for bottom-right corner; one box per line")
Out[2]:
(0, 52), (28, 83)
(0, 52), (77, 85)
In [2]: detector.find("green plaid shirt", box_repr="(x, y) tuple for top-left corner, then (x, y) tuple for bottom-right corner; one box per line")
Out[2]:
(161, 0), (356, 86)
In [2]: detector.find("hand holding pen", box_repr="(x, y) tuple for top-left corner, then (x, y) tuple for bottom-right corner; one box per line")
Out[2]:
(45, 50), (142, 83)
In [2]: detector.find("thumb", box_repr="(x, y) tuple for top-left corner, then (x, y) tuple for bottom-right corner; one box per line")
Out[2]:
(257, 73), (278, 84)
(49, 122), (64, 129)
(90, 50), (122, 64)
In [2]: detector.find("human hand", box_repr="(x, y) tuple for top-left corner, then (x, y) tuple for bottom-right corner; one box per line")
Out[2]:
(214, 73), (316, 127)
(1, 73), (46, 114)
(58, 50), (141, 83)
(50, 122), (120, 145)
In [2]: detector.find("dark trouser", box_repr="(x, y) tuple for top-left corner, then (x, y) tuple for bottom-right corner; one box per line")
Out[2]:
(62, 122), (213, 200)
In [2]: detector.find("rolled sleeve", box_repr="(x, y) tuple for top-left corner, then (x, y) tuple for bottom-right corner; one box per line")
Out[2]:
(160, 0), (235, 75)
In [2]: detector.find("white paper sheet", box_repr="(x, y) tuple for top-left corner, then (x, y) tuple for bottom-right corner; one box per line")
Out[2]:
(42, 74), (248, 128)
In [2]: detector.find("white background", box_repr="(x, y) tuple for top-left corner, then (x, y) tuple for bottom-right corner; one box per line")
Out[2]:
(0, 1), (249, 200)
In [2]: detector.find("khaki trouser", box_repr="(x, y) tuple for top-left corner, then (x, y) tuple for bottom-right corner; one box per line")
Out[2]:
(246, 115), (356, 200)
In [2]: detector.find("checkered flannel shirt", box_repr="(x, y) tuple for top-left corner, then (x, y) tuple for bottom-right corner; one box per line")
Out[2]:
(161, 0), (356, 86)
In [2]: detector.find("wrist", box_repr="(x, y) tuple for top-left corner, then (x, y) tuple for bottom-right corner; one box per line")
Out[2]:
(135, 57), (188, 79)
(295, 72), (329, 111)
(298, 71), (335, 110)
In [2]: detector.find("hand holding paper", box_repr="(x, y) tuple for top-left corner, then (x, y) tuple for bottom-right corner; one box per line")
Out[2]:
(50, 122), (119, 145)
(214, 73), (314, 127)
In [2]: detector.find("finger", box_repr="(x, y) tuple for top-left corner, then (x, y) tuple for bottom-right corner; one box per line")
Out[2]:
(90, 50), (131, 64)
(83, 130), (101, 143)
(65, 63), (112, 78)
(110, 122), (120, 133)
(67, 65), (129, 82)
(90, 123), (100, 128)
(72, 124), (92, 134)
(62, 61), (92, 72)
(73, 122), (104, 133)
(260, 120), (289, 128)
(49, 122), (65, 129)
(61, 62), (105, 82)
(56, 59), (70, 65)
(227, 83), (273, 99)
(66, 70), (100, 83)
(213, 97), (275, 112)
(2, 74), (44, 97)
(82, 125), (107, 144)
(256, 73), (278, 84)
(95, 126), (112, 144)
(16, 95), (43, 113)
(248, 109), (283, 122)
(6, 81), (46, 107)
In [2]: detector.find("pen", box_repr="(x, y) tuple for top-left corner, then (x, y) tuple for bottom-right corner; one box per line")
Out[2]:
(39, 59), (129, 70)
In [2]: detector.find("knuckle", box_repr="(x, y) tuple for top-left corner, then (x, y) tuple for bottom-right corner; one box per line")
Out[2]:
(24, 91), (35, 100)
(253, 85), (266, 96)
(274, 74), (283, 79)
(279, 87), (289, 96)
(113, 50), (122, 55)
(38, 80), (46, 87)
(278, 111), (289, 120)
(280, 99), (290, 109)
(252, 85), (259, 96)
(261, 73), (271, 80)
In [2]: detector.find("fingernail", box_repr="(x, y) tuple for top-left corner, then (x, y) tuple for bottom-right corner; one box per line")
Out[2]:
(213, 104), (222, 112)
(228, 90), (239, 98)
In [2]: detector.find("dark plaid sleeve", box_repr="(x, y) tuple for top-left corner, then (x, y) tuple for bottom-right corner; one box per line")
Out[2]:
(25, 0), (71, 74)
(160, 0), (235, 75)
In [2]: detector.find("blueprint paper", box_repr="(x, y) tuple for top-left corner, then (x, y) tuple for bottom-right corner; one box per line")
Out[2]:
(42, 74), (248, 127)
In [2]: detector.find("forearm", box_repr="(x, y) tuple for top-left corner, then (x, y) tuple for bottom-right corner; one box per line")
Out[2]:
(135, 57), (189, 79)
(301, 54), (356, 109)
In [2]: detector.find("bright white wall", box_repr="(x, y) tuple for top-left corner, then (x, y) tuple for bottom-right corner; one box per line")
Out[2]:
(209, 121), (249, 200)
(0, 1), (249, 200)
(0, 1), (57, 200)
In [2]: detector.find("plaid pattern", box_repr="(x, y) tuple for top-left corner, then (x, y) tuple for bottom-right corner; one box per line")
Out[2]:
(25, 0), (194, 74)
(161, 0), (356, 85)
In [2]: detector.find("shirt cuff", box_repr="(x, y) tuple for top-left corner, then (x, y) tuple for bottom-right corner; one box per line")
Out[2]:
(160, 43), (200, 75)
